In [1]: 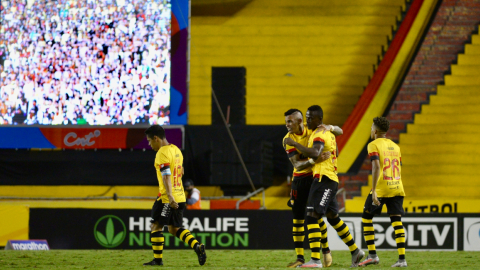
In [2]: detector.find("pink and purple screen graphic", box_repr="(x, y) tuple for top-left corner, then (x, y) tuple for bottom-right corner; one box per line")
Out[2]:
(0, 0), (175, 126)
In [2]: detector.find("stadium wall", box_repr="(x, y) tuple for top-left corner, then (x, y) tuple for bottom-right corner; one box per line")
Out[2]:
(0, 125), (289, 186)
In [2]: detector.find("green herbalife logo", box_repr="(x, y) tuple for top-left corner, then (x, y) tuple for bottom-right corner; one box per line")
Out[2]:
(94, 215), (126, 248)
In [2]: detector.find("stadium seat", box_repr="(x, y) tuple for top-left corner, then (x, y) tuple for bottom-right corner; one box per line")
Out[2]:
(189, 0), (405, 125)
(345, 22), (480, 213)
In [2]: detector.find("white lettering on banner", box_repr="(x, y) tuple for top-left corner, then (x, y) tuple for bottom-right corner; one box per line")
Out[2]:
(64, 130), (101, 146)
(145, 217), (151, 231)
(223, 218), (235, 232)
(464, 218), (480, 251)
(216, 218), (222, 232)
(407, 225), (420, 246)
(129, 217), (144, 231)
(189, 218), (204, 231)
(432, 225), (450, 246)
(370, 217), (457, 251)
(12, 242), (49, 250)
(204, 218), (216, 232)
(154, 217), (250, 232)
(385, 226), (397, 247)
(373, 224), (385, 246)
(417, 225), (432, 246)
(235, 218), (249, 232)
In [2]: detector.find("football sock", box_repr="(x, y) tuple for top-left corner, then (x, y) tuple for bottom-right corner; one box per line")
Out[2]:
(151, 230), (164, 260)
(362, 212), (376, 256)
(306, 215), (322, 260)
(176, 228), (200, 249)
(390, 216), (406, 260)
(328, 216), (358, 254)
(318, 218), (330, 253)
(292, 219), (305, 260)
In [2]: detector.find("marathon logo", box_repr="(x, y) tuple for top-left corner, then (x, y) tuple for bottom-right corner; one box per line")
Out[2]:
(5, 240), (50, 250)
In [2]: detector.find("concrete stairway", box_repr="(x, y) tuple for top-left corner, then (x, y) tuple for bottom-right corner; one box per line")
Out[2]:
(345, 0), (480, 213)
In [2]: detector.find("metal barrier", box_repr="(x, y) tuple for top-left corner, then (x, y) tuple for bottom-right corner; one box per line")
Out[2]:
(235, 187), (266, 210)
(336, 187), (347, 213)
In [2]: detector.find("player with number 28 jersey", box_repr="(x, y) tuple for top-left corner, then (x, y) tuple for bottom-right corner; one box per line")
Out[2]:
(359, 117), (407, 268)
(367, 139), (405, 198)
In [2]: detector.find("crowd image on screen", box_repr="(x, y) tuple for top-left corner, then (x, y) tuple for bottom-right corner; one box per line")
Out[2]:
(0, 0), (171, 125)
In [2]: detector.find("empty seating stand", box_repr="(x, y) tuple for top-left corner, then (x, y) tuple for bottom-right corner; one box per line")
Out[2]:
(189, 0), (406, 125)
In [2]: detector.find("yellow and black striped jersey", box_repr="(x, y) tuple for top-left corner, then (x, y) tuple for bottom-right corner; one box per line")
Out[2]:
(283, 127), (313, 179)
(308, 128), (338, 183)
(368, 138), (405, 197)
(155, 144), (186, 203)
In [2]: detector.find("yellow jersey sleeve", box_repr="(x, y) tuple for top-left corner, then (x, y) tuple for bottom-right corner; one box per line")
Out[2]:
(368, 139), (405, 198)
(155, 145), (186, 203)
(283, 133), (298, 158)
(367, 142), (380, 161)
(311, 130), (338, 182)
(283, 131), (314, 178)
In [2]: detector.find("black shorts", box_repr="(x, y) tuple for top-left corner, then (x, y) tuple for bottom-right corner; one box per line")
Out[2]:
(290, 174), (314, 219)
(151, 198), (186, 227)
(363, 194), (405, 216)
(306, 176), (339, 216)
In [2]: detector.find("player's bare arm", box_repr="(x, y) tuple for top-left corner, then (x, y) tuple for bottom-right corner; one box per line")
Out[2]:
(317, 124), (343, 136)
(284, 138), (324, 159)
(289, 151), (331, 171)
(371, 159), (381, 206)
(162, 174), (179, 209)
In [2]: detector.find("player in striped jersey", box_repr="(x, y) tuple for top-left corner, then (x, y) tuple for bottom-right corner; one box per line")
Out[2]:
(144, 125), (207, 266)
(284, 105), (364, 268)
(359, 117), (407, 268)
(283, 108), (342, 268)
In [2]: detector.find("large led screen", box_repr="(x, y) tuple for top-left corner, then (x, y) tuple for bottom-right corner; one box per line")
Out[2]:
(0, 0), (172, 125)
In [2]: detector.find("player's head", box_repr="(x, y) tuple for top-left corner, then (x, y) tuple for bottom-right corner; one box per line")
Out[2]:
(371, 117), (389, 139)
(284, 108), (303, 134)
(306, 105), (323, 130)
(145, 125), (166, 151)
(183, 179), (194, 192)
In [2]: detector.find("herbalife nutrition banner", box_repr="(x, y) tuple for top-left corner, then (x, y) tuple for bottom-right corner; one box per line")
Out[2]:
(29, 209), (477, 250)
(29, 209), (292, 250)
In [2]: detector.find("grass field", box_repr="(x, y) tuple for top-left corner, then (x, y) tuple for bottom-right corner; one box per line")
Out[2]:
(1, 249), (479, 269)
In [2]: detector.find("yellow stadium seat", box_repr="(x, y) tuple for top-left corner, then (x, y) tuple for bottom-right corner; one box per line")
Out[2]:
(189, 0), (404, 124)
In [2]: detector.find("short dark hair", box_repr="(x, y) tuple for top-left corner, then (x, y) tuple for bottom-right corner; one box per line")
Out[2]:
(183, 179), (194, 188)
(373, 117), (390, 132)
(307, 105), (323, 118)
(145, 125), (166, 139)
(284, 108), (302, 117)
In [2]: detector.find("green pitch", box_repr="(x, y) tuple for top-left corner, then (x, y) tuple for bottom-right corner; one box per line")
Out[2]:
(1, 250), (479, 269)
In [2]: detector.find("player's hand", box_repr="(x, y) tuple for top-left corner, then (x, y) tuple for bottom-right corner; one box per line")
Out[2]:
(317, 124), (333, 134)
(372, 191), (381, 206)
(318, 151), (331, 162)
(284, 137), (296, 147)
(168, 196), (179, 209)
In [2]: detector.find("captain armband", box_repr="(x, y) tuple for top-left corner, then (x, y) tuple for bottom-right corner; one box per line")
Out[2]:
(160, 164), (171, 176)
(161, 168), (171, 176)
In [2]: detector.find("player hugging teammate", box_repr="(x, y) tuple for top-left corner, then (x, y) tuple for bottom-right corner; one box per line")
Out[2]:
(283, 105), (365, 268)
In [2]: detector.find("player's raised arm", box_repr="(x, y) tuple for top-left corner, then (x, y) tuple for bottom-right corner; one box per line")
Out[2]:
(317, 124), (343, 136)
